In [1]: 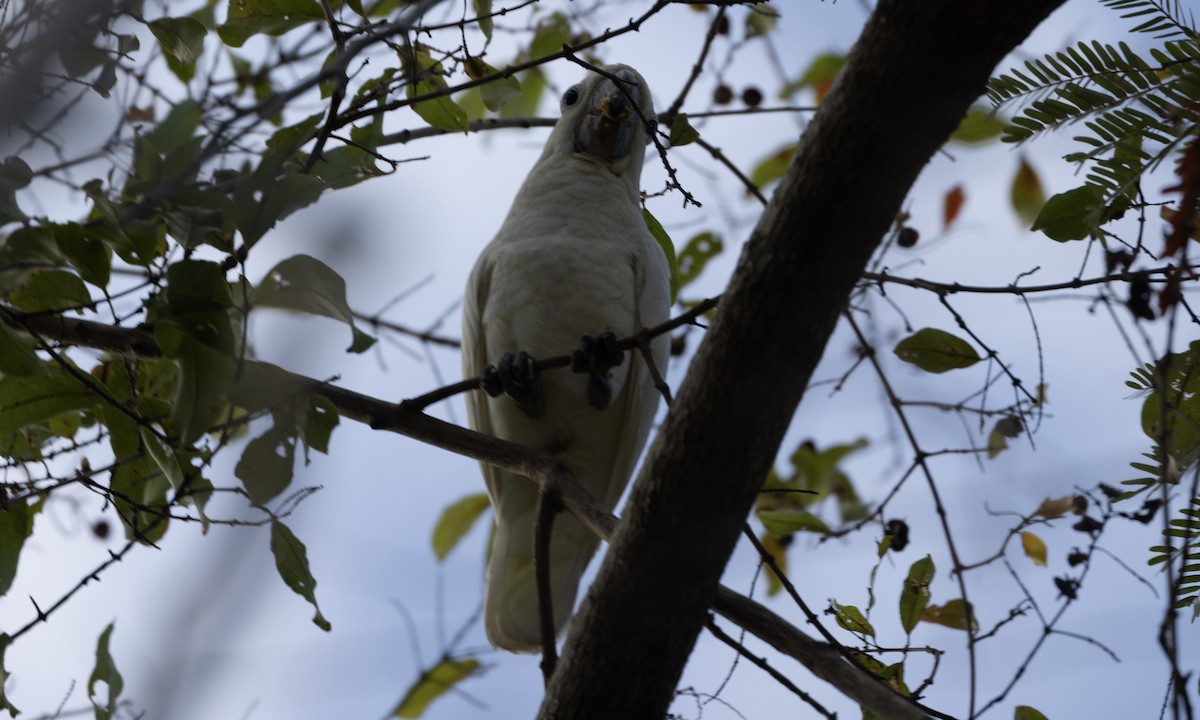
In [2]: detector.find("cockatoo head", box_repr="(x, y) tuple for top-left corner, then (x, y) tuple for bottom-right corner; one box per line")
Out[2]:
(555, 64), (656, 176)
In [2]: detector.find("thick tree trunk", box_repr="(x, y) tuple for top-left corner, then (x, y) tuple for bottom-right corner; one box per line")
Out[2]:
(539, 1), (1066, 717)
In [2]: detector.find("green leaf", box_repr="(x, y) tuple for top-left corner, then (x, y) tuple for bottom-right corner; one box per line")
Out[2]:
(1139, 341), (1200, 467)
(529, 12), (570, 59)
(407, 50), (469, 132)
(472, 0), (493, 40)
(0, 374), (98, 437)
(0, 156), (33, 225)
(831, 601), (875, 638)
(235, 171), (328, 249)
(84, 182), (167, 265)
(668, 114), (700, 147)
(270, 520), (330, 631)
(744, 2), (779, 40)
(163, 186), (236, 250)
(217, 0), (325, 47)
(310, 146), (385, 190)
(0, 324), (43, 376)
(88, 622), (123, 720)
(677, 232), (723, 289)
(110, 457), (170, 544)
(392, 658), (481, 718)
(156, 260), (239, 444)
(148, 100), (202, 156)
(748, 144), (796, 194)
(304, 394), (338, 456)
(950, 106), (1007, 144)
(432, 493), (490, 562)
(894, 328), (981, 373)
(0, 634), (18, 716)
(10, 270), (92, 312)
(236, 425), (296, 506)
(499, 68), (545, 119)
(156, 325), (238, 445)
(254, 254), (376, 353)
(0, 496), (44, 597)
(148, 16), (207, 81)
(900, 554), (935, 635)
(922, 598), (978, 632)
(1015, 706), (1050, 720)
(54, 222), (112, 288)
(93, 61), (118, 98)
(642, 209), (679, 303)
(1031, 185), (1105, 242)
(1010, 155), (1045, 228)
(780, 52), (844, 102)
(464, 56), (520, 112)
(758, 508), (831, 536)
(140, 428), (185, 492)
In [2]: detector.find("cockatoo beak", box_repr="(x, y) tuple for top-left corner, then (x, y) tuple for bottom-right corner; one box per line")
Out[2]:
(573, 70), (644, 163)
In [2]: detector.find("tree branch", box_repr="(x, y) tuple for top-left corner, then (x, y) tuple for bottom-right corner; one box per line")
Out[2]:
(539, 1), (1067, 718)
(0, 301), (928, 719)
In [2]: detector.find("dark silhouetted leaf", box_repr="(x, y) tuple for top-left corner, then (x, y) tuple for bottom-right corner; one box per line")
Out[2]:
(271, 520), (330, 631)
(254, 254), (375, 353)
(894, 328), (981, 373)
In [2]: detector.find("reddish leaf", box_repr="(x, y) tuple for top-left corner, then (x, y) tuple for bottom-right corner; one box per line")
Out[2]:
(1163, 137), (1200, 261)
(943, 185), (965, 229)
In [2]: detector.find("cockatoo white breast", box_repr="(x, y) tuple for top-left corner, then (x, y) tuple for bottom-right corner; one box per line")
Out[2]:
(461, 64), (671, 652)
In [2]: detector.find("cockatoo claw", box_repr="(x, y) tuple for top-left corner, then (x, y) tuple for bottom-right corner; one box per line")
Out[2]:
(570, 327), (625, 410)
(484, 351), (544, 416)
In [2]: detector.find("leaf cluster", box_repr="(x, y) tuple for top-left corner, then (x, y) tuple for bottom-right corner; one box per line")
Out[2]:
(988, 0), (1200, 239)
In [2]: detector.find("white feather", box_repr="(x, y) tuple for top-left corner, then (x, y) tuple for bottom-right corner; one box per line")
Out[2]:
(462, 65), (670, 652)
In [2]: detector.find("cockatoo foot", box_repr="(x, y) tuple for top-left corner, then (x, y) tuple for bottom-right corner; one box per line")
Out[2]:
(482, 351), (544, 416)
(570, 327), (625, 410)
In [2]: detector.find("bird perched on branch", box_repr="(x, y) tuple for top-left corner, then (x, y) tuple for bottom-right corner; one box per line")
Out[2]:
(462, 64), (671, 652)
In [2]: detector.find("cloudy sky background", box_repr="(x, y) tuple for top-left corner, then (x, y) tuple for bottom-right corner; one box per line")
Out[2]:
(3, 1), (1197, 718)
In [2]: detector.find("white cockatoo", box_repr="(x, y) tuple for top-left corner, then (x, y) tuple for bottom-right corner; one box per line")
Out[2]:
(461, 64), (670, 652)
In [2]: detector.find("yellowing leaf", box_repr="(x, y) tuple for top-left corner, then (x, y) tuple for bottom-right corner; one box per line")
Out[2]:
(744, 2), (779, 40)
(392, 658), (481, 718)
(1021, 531), (1048, 567)
(922, 599), (978, 632)
(1011, 155), (1045, 228)
(831, 601), (875, 638)
(1035, 496), (1075, 520)
(949, 106), (1006, 144)
(464, 56), (520, 112)
(780, 52), (845, 104)
(748, 143), (796, 194)
(899, 555), (935, 635)
(758, 508), (831, 536)
(432, 493), (490, 561)
(759, 531), (789, 597)
(1015, 706), (1050, 720)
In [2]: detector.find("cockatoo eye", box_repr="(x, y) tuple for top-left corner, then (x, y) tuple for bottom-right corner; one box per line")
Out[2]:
(561, 85), (581, 107)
